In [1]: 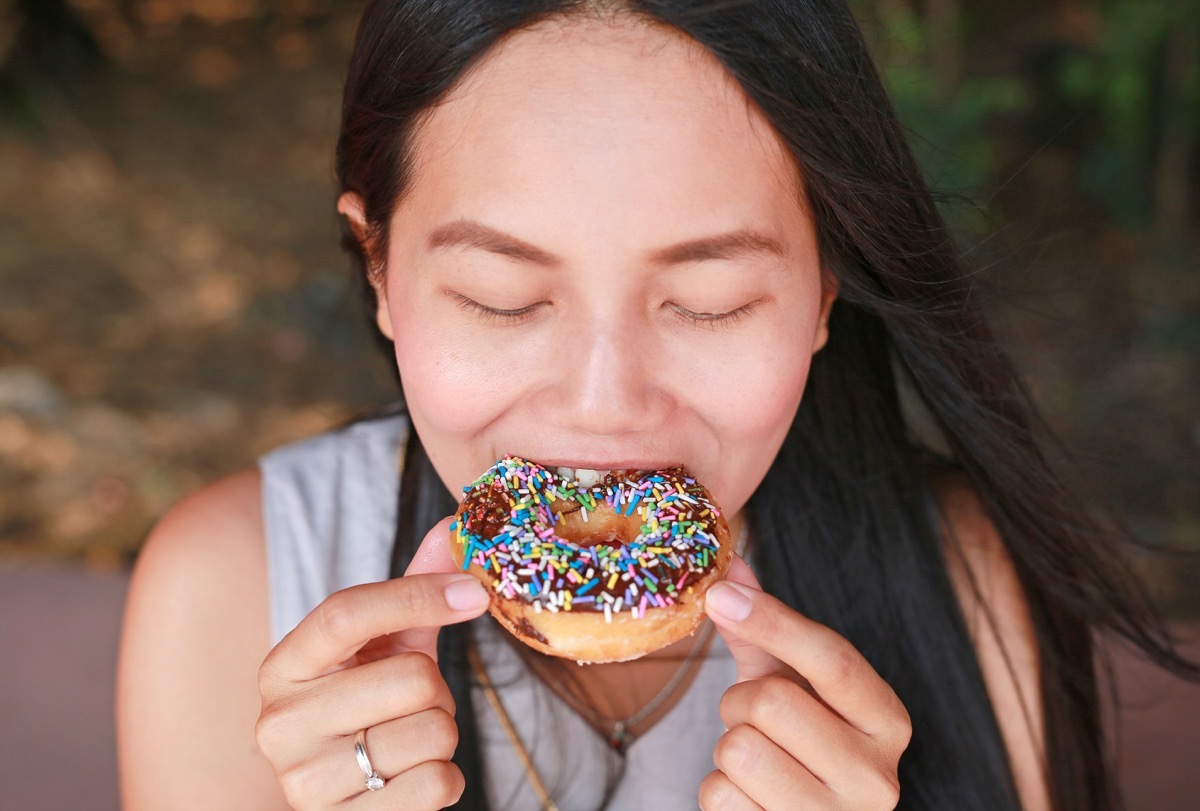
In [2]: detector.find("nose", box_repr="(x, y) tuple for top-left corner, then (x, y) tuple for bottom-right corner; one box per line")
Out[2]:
(546, 308), (673, 437)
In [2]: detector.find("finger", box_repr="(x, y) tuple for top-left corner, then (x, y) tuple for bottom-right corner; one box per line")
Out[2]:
(325, 709), (458, 803)
(272, 707), (458, 808)
(705, 555), (787, 682)
(393, 516), (477, 657)
(404, 517), (460, 577)
(718, 677), (861, 789)
(345, 760), (465, 810)
(264, 571), (489, 684)
(704, 563), (905, 738)
(713, 724), (831, 811)
(698, 770), (764, 811)
(293, 651), (456, 739)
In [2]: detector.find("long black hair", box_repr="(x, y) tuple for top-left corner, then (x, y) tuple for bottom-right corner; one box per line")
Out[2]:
(336, 2), (1198, 809)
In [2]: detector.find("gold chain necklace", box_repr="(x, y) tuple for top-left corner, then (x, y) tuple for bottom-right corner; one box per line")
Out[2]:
(535, 619), (715, 752)
(467, 521), (747, 806)
(469, 621), (713, 811)
(514, 521), (745, 753)
(468, 642), (560, 811)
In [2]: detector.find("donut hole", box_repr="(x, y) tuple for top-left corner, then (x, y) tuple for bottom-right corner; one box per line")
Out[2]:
(554, 508), (645, 549)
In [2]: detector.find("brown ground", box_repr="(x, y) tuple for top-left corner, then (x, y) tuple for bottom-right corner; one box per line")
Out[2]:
(0, 1), (396, 564)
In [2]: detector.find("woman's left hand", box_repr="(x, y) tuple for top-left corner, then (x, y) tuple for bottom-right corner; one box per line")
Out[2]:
(700, 556), (912, 811)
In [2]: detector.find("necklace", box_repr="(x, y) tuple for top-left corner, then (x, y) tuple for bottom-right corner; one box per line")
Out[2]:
(468, 642), (560, 811)
(537, 518), (747, 752)
(539, 619), (715, 753)
(467, 519), (749, 807)
(468, 628), (709, 809)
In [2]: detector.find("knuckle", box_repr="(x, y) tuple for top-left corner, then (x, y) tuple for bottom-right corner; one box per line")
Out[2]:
(392, 579), (437, 619)
(872, 692), (912, 753)
(279, 761), (325, 808)
(313, 589), (359, 642)
(408, 649), (443, 687)
(391, 651), (445, 708)
(823, 637), (862, 685)
(277, 777), (307, 811)
(257, 653), (280, 695)
(418, 761), (465, 809)
(748, 676), (801, 728)
(698, 770), (736, 810)
(713, 725), (758, 774)
(421, 708), (460, 761)
(716, 681), (754, 727)
(865, 768), (901, 809)
(254, 706), (290, 756)
(889, 701), (913, 751)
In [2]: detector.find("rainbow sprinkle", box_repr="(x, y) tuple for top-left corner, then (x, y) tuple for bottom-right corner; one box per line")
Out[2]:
(450, 456), (723, 621)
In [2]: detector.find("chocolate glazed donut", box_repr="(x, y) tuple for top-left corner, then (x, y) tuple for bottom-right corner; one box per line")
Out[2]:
(450, 456), (734, 663)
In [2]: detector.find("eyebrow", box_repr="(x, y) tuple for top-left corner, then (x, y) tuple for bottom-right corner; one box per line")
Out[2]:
(426, 219), (785, 267)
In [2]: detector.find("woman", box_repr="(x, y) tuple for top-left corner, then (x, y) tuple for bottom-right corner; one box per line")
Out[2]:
(116, 1), (1195, 809)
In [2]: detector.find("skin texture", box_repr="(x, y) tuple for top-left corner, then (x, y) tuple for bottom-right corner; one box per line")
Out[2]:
(117, 13), (1049, 811)
(358, 16), (834, 527)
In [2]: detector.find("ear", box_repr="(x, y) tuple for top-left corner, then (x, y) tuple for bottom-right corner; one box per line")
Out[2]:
(812, 274), (838, 354)
(372, 282), (396, 341)
(337, 191), (369, 245)
(337, 192), (395, 341)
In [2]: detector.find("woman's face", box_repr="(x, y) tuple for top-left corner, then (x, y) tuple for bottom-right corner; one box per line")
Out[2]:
(361, 16), (833, 528)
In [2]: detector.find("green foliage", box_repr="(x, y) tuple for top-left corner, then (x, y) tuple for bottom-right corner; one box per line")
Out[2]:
(866, 6), (1030, 234)
(1057, 0), (1200, 224)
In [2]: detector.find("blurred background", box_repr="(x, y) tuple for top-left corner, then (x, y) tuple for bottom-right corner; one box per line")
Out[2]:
(0, 0), (1196, 808)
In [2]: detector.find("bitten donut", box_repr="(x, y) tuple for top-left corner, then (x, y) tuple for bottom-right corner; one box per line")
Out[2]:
(449, 455), (733, 663)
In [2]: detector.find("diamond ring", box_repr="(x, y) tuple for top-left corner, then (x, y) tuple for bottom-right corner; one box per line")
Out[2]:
(354, 728), (386, 791)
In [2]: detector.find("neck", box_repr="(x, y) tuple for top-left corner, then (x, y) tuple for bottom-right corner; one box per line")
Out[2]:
(514, 515), (745, 747)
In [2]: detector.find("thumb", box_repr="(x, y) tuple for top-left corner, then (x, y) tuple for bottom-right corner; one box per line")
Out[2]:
(404, 516), (461, 576)
(706, 554), (787, 683)
(378, 515), (481, 662)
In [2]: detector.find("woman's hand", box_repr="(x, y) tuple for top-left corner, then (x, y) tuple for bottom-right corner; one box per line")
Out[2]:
(255, 518), (490, 811)
(700, 557), (912, 811)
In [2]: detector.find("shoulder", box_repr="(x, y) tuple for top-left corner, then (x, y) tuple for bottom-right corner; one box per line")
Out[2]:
(126, 468), (266, 636)
(931, 471), (1051, 811)
(931, 473), (1019, 621)
(143, 466), (264, 563)
(117, 468), (289, 809)
(931, 472), (1036, 655)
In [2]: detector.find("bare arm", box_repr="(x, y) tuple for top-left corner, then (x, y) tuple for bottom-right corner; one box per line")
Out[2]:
(937, 474), (1051, 811)
(116, 468), (290, 810)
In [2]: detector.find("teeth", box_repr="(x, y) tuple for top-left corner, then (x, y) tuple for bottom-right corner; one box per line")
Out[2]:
(555, 466), (604, 487)
(574, 468), (603, 487)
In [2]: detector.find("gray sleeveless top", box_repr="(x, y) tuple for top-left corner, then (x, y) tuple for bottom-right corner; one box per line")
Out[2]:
(260, 415), (737, 810)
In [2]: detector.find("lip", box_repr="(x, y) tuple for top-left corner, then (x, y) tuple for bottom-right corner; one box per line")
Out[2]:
(519, 457), (684, 472)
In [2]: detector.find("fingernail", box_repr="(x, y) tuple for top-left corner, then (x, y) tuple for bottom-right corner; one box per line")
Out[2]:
(445, 577), (490, 611)
(705, 581), (753, 622)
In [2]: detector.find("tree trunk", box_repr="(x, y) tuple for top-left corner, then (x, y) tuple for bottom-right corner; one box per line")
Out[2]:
(926, 0), (962, 98)
(1152, 8), (1198, 247)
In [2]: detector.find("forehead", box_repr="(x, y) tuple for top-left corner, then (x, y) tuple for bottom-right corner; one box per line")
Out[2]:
(400, 15), (806, 246)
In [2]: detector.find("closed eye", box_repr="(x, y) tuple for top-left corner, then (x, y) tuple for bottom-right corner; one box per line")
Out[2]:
(448, 291), (546, 324)
(666, 299), (763, 329)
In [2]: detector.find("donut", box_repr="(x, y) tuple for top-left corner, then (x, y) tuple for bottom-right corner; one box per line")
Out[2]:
(449, 455), (733, 663)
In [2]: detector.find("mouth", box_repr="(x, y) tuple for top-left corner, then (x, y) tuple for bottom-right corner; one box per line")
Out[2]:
(552, 466), (637, 488)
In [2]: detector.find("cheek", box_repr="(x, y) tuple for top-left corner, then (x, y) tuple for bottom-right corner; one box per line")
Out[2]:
(716, 345), (810, 439)
(701, 298), (819, 445)
(691, 308), (819, 511)
(707, 341), (810, 513)
(387, 292), (514, 437)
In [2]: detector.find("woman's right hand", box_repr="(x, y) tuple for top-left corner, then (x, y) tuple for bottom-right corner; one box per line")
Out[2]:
(255, 517), (491, 810)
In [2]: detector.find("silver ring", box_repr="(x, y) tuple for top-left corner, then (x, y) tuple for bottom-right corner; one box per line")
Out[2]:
(354, 729), (385, 791)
